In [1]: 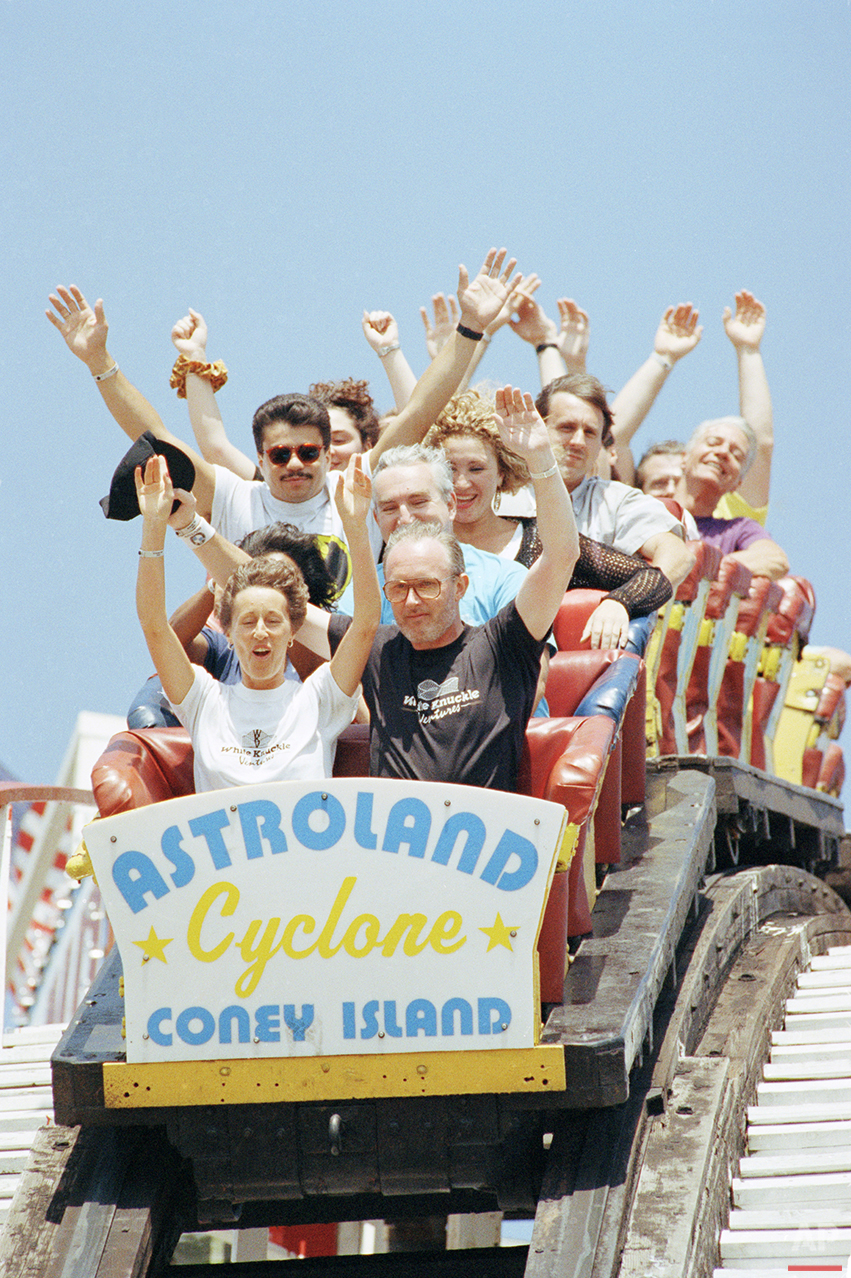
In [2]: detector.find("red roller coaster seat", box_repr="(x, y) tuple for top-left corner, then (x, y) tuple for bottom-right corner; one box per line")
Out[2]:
(92, 717), (615, 1008)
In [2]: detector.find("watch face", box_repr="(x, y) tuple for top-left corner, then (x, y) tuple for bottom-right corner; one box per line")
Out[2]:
(190, 532), (207, 545)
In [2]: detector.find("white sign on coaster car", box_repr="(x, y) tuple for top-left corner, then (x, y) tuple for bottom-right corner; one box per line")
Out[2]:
(84, 779), (570, 1065)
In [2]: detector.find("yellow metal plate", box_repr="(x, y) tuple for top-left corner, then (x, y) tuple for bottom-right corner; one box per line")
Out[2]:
(103, 1045), (566, 1108)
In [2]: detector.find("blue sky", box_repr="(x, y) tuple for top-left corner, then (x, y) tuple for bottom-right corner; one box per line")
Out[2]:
(2, 1), (849, 800)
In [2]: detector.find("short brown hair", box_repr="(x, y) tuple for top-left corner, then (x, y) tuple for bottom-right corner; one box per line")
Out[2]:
(535, 374), (614, 447)
(217, 557), (309, 636)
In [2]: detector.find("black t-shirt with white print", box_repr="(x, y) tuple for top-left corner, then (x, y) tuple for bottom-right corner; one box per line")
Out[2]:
(329, 603), (544, 792)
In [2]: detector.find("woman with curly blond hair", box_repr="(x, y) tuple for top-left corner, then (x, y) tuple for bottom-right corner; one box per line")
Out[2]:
(426, 388), (672, 648)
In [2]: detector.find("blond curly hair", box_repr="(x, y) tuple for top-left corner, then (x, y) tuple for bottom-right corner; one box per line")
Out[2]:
(425, 388), (529, 496)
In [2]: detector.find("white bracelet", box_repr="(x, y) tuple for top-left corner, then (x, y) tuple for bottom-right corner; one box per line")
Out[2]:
(377, 343), (400, 358)
(93, 363), (119, 382)
(138, 548), (164, 558)
(174, 514), (215, 546)
(528, 462), (560, 480)
(651, 351), (673, 371)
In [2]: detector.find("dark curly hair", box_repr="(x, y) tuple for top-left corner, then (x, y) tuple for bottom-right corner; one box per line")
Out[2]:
(217, 558), (309, 636)
(238, 522), (337, 610)
(309, 378), (380, 450)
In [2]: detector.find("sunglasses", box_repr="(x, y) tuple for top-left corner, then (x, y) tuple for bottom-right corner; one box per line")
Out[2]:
(382, 577), (455, 604)
(264, 443), (324, 466)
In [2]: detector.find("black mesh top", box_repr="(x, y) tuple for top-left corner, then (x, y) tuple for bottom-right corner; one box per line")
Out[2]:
(513, 518), (672, 618)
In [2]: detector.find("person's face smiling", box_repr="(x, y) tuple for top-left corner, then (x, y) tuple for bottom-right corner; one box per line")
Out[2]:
(544, 392), (604, 491)
(442, 434), (501, 524)
(684, 422), (750, 495)
(371, 463), (455, 541)
(327, 408), (364, 472)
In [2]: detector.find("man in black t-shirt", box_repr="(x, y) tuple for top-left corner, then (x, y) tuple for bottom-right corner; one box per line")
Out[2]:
(355, 523), (546, 789)
(331, 386), (580, 791)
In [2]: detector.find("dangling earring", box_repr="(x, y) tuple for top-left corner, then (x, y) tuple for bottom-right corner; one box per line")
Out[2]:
(493, 489), (502, 511)
(287, 639), (294, 648)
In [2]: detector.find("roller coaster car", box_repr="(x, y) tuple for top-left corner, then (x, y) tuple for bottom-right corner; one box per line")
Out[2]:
(47, 584), (847, 1232)
(52, 648), (680, 1218)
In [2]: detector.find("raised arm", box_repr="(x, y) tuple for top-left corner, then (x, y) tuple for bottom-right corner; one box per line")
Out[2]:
(420, 292), (460, 361)
(172, 309), (258, 481)
(326, 456), (380, 695)
(492, 387), (579, 639)
(367, 248), (520, 463)
(555, 299), (590, 374)
(47, 286), (218, 518)
(507, 282), (570, 387)
(723, 291), (772, 509)
(611, 303), (703, 484)
(362, 310), (418, 410)
(168, 585), (215, 664)
(135, 457), (195, 706)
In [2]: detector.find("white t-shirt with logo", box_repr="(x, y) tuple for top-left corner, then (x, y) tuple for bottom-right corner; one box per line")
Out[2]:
(169, 662), (360, 793)
(211, 466), (383, 597)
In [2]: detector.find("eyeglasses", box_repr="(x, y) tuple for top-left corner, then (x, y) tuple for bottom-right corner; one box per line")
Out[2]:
(382, 576), (455, 604)
(264, 443), (324, 466)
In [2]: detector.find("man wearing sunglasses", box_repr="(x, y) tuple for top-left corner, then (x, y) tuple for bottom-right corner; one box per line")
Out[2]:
(177, 387), (578, 793)
(47, 248), (521, 595)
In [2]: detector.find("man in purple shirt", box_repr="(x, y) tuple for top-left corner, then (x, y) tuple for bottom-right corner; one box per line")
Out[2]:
(675, 417), (789, 580)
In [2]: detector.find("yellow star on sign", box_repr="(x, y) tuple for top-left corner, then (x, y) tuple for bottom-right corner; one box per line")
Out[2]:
(133, 927), (173, 964)
(479, 913), (517, 952)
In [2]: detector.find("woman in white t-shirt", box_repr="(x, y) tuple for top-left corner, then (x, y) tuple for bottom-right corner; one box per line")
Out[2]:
(134, 453), (379, 793)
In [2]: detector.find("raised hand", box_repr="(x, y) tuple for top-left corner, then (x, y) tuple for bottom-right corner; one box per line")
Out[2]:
(492, 385), (552, 463)
(508, 281), (557, 347)
(654, 302), (703, 363)
(362, 310), (400, 353)
(46, 285), (109, 370)
(134, 455), (174, 531)
(556, 298), (590, 371)
(334, 453), (372, 529)
(723, 290), (765, 351)
(456, 247), (521, 335)
(486, 272), (541, 336)
(167, 486), (197, 532)
(171, 309), (208, 360)
(419, 294), (459, 359)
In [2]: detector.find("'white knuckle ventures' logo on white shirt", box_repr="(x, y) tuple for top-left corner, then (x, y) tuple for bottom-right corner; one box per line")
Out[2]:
(242, 728), (273, 751)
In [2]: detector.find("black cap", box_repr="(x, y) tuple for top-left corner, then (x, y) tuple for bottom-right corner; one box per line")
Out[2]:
(100, 431), (196, 521)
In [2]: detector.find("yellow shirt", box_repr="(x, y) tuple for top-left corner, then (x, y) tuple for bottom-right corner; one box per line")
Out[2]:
(715, 490), (768, 526)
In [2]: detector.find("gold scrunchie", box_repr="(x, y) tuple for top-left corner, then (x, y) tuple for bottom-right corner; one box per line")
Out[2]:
(170, 354), (228, 399)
